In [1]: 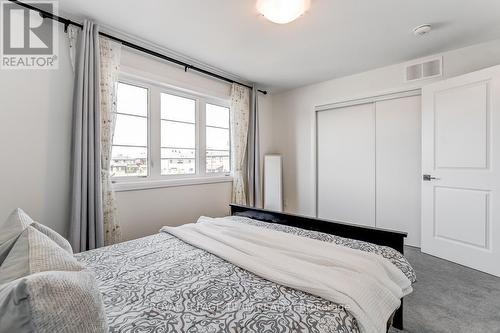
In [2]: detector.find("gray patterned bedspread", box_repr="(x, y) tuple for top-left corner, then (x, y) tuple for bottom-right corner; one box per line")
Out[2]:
(76, 216), (416, 333)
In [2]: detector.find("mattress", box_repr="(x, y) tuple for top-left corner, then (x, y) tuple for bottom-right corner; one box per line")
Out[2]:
(76, 216), (416, 333)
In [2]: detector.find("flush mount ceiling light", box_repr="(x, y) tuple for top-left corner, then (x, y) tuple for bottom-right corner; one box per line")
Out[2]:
(257, 0), (311, 24)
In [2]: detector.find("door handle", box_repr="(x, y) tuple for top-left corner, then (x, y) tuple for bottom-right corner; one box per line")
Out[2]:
(423, 174), (440, 181)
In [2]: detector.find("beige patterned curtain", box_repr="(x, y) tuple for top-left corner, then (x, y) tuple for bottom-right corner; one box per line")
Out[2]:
(99, 38), (122, 245)
(230, 84), (251, 205)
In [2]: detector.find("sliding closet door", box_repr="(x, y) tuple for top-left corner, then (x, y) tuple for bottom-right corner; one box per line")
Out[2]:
(317, 103), (376, 227)
(317, 93), (421, 244)
(375, 96), (421, 246)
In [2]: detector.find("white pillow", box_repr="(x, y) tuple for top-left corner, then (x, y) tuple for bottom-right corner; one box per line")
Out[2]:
(31, 222), (73, 254)
(0, 211), (107, 333)
(0, 209), (73, 267)
(0, 208), (33, 244)
(0, 270), (108, 333)
(0, 226), (83, 285)
(0, 209), (33, 267)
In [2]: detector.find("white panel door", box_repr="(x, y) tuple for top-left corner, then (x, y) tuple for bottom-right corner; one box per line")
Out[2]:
(422, 65), (500, 277)
(317, 103), (376, 227)
(376, 96), (422, 247)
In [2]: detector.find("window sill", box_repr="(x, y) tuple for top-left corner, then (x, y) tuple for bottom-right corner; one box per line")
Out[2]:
(112, 175), (233, 192)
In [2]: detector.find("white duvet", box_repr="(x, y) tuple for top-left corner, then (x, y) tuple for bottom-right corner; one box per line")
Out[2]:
(161, 217), (412, 333)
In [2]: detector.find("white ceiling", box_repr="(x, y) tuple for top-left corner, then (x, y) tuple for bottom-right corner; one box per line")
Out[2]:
(57, 0), (500, 92)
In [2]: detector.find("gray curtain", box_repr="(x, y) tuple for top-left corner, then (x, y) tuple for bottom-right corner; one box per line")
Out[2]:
(69, 20), (104, 252)
(247, 87), (262, 208)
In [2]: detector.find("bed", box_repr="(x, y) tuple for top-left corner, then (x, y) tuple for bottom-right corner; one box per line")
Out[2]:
(76, 205), (416, 333)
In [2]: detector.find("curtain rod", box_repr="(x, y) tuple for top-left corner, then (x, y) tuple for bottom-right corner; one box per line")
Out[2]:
(8, 0), (267, 95)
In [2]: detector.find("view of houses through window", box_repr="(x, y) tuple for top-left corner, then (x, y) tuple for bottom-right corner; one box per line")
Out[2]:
(206, 103), (230, 173)
(111, 80), (231, 180)
(161, 93), (196, 175)
(111, 82), (148, 177)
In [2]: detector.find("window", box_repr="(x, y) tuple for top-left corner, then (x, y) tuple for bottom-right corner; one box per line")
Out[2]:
(206, 104), (230, 173)
(161, 93), (197, 175)
(111, 75), (232, 188)
(111, 82), (149, 177)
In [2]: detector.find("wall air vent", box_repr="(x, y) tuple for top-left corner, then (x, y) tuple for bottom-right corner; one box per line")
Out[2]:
(405, 57), (442, 82)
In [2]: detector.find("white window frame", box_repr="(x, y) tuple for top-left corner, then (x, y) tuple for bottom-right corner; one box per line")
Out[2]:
(204, 99), (232, 177)
(112, 72), (232, 192)
(110, 79), (151, 182)
(158, 88), (199, 178)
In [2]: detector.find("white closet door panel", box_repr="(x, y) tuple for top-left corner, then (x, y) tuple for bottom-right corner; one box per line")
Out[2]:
(375, 96), (422, 247)
(317, 103), (375, 227)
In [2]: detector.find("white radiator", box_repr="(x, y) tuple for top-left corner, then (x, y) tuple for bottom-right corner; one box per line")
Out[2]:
(264, 155), (283, 211)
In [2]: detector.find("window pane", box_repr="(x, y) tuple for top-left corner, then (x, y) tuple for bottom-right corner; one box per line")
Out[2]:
(117, 82), (148, 116)
(206, 127), (229, 150)
(161, 93), (195, 123)
(161, 159), (195, 175)
(113, 114), (147, 147)
(206, 150), (230, 173)
(206, 104), (229, 128)
(111, 146), (147, 177)
(161, 120), (195, 148)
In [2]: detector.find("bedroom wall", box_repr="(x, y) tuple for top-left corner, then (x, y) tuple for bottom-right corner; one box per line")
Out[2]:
(0, 26), (271, 241)
(269, 38), (500, 217)
(0, 25), (74, 237)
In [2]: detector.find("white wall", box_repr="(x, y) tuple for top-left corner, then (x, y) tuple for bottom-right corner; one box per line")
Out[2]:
(115, 183), (231, 241)
(0, 28), (274, 241)
(119, 48), (231, 99)
(0, 25), (73, 236)
(268, 38), (500, 217)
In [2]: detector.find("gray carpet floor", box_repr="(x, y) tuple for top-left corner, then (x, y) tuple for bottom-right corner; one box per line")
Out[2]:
(389, 246), (500, 333)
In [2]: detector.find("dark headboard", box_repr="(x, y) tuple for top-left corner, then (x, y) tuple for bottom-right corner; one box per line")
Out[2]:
(230, 204), (407, 255)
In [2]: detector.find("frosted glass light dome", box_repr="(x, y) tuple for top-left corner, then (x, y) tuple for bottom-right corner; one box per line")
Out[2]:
(257, 0), (311, 24)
